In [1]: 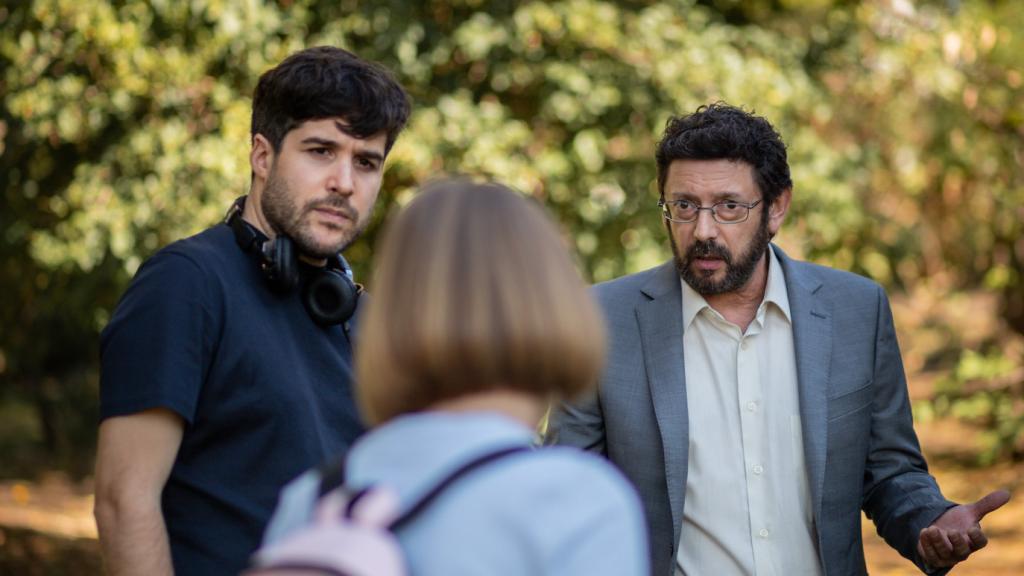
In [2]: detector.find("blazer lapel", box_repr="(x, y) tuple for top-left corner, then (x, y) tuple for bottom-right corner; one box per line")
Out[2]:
(776, 246), (832, 523)
(636, 262), (688, 546)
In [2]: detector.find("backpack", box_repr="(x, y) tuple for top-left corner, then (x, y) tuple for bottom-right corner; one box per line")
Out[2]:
(246, 446), (528, 576)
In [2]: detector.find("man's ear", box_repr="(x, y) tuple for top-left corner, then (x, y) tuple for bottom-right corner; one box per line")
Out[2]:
(767, 187), (792, 236)
(250, 134), (274, 181)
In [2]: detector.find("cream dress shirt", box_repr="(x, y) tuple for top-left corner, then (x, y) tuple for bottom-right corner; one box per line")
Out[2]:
(675, 249), (823, 576)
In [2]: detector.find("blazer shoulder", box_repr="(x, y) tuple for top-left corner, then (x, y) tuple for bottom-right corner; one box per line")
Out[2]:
(592, 262), (674, 301)
(784, 256), (886, 302)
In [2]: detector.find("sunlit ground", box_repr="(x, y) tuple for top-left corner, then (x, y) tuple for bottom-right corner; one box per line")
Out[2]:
(2, 415), (1021, 575)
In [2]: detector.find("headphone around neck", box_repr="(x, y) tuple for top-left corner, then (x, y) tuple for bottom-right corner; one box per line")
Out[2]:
(225, 196), (360, 327)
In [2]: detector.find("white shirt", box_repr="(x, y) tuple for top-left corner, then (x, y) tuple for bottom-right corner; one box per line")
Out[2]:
(676, 249), (822, 576)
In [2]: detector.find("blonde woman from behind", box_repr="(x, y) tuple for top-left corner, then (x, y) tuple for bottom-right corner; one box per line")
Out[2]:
(255, 179), (649, 576)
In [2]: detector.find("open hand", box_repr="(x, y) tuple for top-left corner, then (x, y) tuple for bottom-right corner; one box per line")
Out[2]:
(917, 489), (1010, 568)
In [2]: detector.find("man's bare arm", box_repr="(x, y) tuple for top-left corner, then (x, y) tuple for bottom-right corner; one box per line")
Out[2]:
(94, 408), (184, 576)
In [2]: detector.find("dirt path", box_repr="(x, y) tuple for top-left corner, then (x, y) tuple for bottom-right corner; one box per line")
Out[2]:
(0, 474), (99, 575)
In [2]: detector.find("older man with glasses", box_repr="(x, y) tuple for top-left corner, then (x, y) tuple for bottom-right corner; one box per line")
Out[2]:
(550, 103), (1009, 576)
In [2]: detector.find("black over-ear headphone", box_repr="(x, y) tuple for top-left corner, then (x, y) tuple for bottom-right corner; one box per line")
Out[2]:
(225, 197), (360, 326)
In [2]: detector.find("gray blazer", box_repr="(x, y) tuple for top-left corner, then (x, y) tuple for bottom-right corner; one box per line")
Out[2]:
(549, 246), (954, 576)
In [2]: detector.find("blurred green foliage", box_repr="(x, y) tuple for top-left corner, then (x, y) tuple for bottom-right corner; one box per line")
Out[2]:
(1, 0), (1022, 476)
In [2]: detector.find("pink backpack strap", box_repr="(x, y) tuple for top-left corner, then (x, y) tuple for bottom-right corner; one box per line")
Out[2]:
(247, 488), (406, 576)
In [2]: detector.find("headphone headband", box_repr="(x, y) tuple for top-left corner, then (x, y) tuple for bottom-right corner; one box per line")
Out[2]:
(226, 197), (267, 252)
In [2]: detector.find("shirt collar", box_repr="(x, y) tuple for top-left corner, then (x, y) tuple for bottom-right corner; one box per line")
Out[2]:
(681, 275), (711, 330)
(764, 247), (792, 323)
(680, 245), (792, 329)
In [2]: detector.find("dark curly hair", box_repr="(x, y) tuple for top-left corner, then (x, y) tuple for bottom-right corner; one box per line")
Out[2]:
(656, 103), (792, 205)
(251, 46), (411, 155)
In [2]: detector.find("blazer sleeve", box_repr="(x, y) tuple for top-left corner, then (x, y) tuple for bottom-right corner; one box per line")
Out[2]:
(547, 387), (607, 455)
(861, 284), (956, 573)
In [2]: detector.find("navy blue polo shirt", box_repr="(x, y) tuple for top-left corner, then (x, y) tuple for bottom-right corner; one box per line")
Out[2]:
(100, 224), (365, 575)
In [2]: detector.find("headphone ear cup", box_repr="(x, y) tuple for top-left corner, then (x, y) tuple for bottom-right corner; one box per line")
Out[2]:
(303, 268), (359, 326)
(260, 236), (300, 293)
(227, 199), (353, 324)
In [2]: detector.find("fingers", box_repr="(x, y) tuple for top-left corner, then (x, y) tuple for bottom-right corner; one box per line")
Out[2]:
(948, 530), (972, 558)
(966, 524), (988, 551)
(920, 522), (991, 569)
(918, 490), (1007, 568)
(919, 526), (956, 568)
(970, 489), (1011, 520)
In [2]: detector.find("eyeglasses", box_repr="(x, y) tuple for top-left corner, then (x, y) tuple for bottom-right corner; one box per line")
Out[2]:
(658, 198), (762, 224)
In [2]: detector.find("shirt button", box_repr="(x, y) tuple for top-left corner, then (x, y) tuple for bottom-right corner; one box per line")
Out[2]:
(752, 464), (764, 475)
(741, 340), (749, 350)
(759, 528), (770, 538)
(746, 401), (757, 412)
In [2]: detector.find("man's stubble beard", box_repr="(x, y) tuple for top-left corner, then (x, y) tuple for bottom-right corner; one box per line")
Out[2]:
(260, 168), (368, 259)
(670, 207), (772, 296)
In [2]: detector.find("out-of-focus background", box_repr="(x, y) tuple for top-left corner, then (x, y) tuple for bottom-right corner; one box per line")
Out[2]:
(0, 0), (1021, 573)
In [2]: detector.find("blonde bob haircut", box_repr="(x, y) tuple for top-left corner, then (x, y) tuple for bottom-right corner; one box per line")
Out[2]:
(356, 179), (607, 425)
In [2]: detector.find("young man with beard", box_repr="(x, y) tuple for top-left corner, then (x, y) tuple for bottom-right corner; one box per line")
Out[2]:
(93, 47), (410, 576)
(549, 103), (1008, 576)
